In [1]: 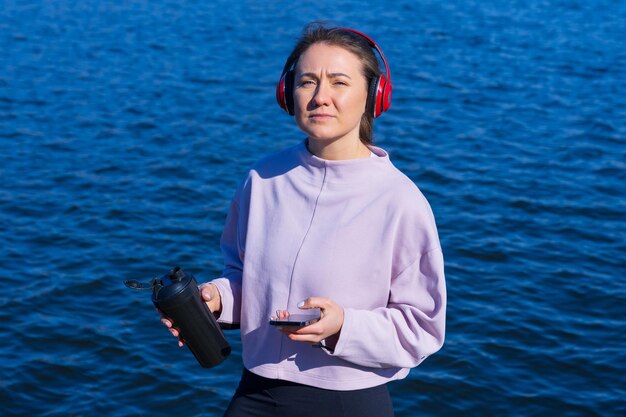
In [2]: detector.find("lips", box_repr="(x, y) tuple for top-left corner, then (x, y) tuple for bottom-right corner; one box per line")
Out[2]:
(309, 113), (334, 119)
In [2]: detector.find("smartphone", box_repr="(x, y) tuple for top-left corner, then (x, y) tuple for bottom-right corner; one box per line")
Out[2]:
(269, 311), (320, 327)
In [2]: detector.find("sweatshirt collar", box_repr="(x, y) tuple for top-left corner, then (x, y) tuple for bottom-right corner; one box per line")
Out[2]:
(295, 139), (391, 184)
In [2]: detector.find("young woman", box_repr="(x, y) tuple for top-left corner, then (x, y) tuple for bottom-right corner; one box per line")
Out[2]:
(162, 23), (446, 417)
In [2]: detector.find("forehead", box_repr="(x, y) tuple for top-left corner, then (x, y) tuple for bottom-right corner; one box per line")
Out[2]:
(295, 43), (363, 75)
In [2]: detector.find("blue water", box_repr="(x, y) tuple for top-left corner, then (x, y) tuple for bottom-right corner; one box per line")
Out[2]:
(1, 0), (625, 416)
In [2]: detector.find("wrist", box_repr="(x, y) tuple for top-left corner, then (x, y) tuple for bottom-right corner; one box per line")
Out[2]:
(324, 333), (340, 350)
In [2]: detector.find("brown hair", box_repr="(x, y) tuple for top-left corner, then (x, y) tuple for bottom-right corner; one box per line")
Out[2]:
(283, 23), (382, 145)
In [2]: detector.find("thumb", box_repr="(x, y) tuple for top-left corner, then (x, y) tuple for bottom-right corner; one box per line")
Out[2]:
(297, 297), (325, 310)
(201, 285), (214, 302)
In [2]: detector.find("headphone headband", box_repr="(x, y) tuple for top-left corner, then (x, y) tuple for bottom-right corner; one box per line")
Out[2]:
(336, 27), (392, 87)
(276, 27), (392, 118)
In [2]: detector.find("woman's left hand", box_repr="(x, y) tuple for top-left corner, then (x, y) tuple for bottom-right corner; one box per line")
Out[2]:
(277, 297), (344, 347)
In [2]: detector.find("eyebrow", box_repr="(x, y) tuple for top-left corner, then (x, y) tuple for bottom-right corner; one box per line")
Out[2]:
(298, 72), (352, 79)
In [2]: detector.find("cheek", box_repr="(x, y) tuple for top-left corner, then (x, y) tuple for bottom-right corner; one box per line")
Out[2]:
(341, 90), (368, 115)
(293, 91), (308, 114)
(292, 94), (308, 129)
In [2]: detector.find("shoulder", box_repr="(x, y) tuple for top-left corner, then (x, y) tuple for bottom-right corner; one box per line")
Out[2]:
(232, 141), (304, 197)
(249, 142), (303, 177)
(378, 156), (432, 213)
(374, 153), (440, 252)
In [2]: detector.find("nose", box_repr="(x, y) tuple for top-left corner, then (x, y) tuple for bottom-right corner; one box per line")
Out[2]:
(312, 80), (331, 107)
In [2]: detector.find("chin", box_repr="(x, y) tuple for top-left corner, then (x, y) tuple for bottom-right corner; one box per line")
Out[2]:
(302, 127), (349, 142)
(306, 133), (345, 143)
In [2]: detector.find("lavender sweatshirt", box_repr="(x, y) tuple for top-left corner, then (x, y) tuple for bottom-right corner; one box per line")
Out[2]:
(211, 140), (446, 390)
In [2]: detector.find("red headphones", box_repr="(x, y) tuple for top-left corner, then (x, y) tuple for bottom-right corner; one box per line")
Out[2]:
(276, 27), (392, 118)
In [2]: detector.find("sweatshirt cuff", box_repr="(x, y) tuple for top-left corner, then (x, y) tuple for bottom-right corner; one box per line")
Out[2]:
(209, 278), (239, 325)
(322, 307), (355, 357)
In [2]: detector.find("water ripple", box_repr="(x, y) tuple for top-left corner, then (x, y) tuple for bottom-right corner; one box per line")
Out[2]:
(2, 1), (625, 416)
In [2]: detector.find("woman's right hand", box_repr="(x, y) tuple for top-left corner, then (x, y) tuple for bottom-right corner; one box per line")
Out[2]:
(159, 282), (222, 347)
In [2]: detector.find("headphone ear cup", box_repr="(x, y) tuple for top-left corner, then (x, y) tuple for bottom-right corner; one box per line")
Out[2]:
(370, 74), (391, 118)
(276, 74), (287, 112)
(367, 76), (381, 118)
(276, 69), (295, 115)
(377, 73), (392, 117)
(284, 69), (295, 115)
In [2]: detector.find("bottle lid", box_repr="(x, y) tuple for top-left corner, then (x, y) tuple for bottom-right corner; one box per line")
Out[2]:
(151, 266), (194, 304)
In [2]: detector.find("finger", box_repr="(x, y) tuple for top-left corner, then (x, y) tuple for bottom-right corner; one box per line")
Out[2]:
(288, 332), (323, 343)
(161, 318), (172, 328)
(297, 297), (329, 310)
(169, 327), (185, 346)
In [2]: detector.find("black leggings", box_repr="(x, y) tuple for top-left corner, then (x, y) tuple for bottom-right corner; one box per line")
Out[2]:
(223, 369), (394, 417)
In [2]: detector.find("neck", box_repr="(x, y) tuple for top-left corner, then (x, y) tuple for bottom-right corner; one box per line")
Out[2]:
(307, 137), (370, 160)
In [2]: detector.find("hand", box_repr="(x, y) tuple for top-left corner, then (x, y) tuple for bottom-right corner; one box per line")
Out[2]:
(159, 282), (222, 348)
(276, 297), (344, 348)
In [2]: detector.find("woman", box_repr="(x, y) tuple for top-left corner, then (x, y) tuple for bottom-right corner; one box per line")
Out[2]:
(162, 23), (446, 417)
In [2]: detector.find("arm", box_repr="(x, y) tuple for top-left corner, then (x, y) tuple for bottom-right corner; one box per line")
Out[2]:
(285, 248), (446, 369)
(333, 248), (446, 368)
(209, 196), (244, 326)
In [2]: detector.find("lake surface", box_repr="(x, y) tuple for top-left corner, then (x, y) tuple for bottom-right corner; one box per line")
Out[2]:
(1, 0), (625, 416)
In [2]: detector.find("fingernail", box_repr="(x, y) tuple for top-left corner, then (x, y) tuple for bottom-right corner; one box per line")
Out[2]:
(297, 301), (304, 308)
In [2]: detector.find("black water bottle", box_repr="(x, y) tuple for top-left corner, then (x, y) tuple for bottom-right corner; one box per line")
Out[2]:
(126, 266), (231, 368)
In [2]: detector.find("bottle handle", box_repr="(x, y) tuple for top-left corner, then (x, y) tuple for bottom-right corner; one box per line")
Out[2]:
(124, 278), (163, 294)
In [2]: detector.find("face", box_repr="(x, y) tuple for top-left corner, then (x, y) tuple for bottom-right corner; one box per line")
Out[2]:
(293, 43), (369, 145)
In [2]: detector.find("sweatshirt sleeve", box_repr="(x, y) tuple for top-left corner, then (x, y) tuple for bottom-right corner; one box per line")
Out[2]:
(210, 197), (244, 326)
(328, 248), (446, 369)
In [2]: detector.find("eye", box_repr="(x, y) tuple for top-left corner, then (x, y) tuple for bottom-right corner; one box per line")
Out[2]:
(299, 79), (316, 87)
